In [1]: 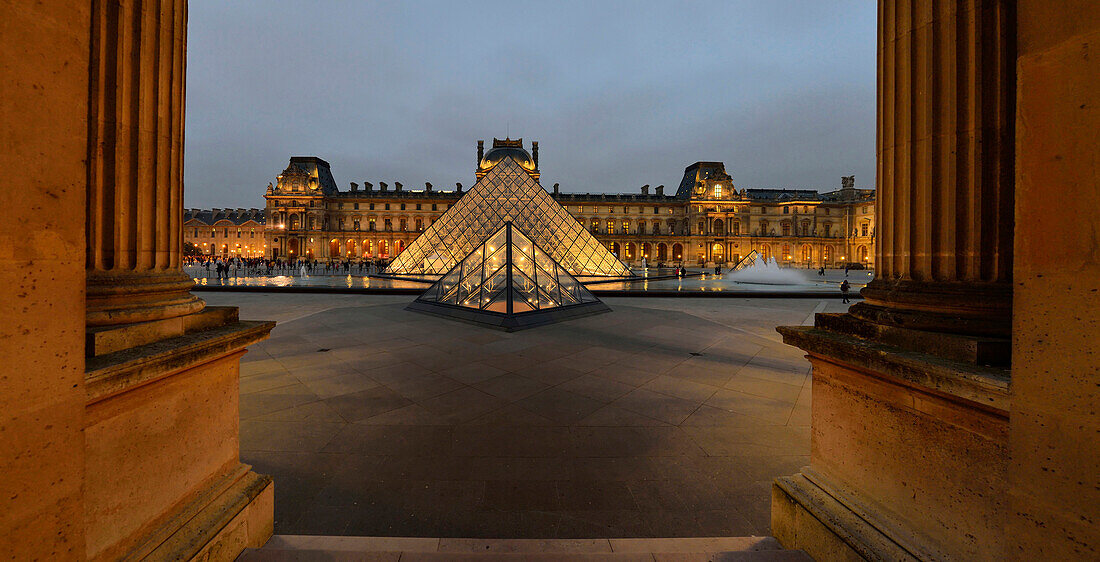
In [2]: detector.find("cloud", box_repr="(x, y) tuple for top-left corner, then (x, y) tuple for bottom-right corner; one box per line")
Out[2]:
(183, 0), (876, 208)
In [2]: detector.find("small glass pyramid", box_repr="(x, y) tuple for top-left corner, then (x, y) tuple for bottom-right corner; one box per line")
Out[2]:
(386, 156), (632, 278)
(407, 222), (610, 331)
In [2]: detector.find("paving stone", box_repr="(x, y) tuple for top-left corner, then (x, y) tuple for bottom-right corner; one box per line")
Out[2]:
(208, 294), (837, 538)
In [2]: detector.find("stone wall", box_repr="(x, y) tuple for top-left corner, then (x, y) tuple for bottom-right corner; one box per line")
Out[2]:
(1010, 2), (1100, 558)
(0, 1), (90, 558)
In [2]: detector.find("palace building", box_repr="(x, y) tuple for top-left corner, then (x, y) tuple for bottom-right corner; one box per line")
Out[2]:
(186, 139), (876, 268)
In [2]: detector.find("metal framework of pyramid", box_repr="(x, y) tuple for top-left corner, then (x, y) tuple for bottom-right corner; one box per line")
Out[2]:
(406, 222), (610, 331)
(386, 157), (632, 277)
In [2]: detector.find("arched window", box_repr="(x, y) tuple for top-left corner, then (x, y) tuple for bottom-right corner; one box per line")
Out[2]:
(657, 243), (667, 260)
(713, 218), (725, 236)
(858, 245), (869, 262)
(824, 245), (833, 264)
(672, 243), (683, 260)
(782, 243), (791, 260)
(801, 244), (812, 262)
(760, 245), (770, 261)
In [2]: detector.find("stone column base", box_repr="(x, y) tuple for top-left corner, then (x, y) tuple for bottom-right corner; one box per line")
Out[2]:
(772, 472), (924, 562)
(130, 466), (273, 562)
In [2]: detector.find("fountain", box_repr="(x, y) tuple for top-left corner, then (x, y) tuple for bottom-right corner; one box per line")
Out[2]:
(727, 254), (807, 285)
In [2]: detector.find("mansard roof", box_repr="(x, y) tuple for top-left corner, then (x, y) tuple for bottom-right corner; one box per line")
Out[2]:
(185, 208), (266, 225)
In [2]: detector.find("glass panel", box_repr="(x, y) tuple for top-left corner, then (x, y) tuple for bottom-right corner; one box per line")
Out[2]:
(386, 156), (630, 277)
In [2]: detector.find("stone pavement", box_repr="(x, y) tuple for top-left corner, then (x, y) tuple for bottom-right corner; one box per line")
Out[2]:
(200, 293), (851, 539)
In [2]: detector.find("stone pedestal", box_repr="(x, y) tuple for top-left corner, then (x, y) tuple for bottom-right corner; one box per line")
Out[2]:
(773, 322), (1009, 560)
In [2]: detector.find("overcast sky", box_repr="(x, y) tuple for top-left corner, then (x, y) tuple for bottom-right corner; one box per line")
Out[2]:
(183, 0), (877, 209)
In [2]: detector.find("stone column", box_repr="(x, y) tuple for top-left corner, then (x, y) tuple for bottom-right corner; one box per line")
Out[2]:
(86, 0), (204, 327)
(851, 0), (1016, 338)
(771, 2), (1017, 559)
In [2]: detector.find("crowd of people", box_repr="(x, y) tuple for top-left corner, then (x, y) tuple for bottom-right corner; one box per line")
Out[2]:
(184, 255), (392, 279)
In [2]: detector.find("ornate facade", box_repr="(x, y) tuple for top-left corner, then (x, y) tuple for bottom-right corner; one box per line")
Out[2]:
(253, 143), (876, 268)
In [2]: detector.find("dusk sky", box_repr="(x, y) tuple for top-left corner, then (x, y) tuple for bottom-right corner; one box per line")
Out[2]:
(183, 1), (877, 209)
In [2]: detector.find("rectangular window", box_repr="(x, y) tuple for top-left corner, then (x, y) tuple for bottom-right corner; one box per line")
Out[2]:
(714, 185), (722, 198)
(384, 218), (392, 231)
(368, 218), (375, 231)
(432, 204), (437, 211)
(416, 203), (421, 210)
(369, 203), (375, 210)
(353, 203), (359, 210)
(385, 203), (390, 210)
(400, 203), (406, 210)
(654, 206), (659, 214)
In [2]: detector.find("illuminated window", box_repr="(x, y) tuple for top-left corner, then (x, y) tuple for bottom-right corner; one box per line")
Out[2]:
(714, 185), (722, 198)
(368, 218), (375, 231)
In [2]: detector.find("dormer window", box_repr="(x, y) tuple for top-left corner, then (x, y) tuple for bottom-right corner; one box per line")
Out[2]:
(714, 185), (722, 198)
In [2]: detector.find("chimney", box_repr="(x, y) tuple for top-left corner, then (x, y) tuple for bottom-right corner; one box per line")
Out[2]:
(477, 140), (484, 165)
(425, 182), (433, 192)
(456, 182), (463, 193)
(379, 181), (388, 191)
(394, 181), (403, 192)
(350, 182), (358, 191)
(641, 184), (650, 195)
(532, 141), (539, 169)
(364, 181), (373, 191)
(553, 182), (559, 195)
(655, 185), (664, 196)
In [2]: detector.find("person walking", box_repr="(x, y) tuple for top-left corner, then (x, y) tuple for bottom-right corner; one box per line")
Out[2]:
(840, 279), (851, 304)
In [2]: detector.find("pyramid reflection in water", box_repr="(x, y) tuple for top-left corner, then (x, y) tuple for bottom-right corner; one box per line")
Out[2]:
(406, 222), (610, 331)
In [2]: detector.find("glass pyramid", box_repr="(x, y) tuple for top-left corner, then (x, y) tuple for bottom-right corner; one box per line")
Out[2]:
(407, 222), (610, 331)
(386, 156), (632, 277)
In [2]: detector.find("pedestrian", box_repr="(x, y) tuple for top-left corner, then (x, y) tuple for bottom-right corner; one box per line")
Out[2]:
(840, 279), (851, 304)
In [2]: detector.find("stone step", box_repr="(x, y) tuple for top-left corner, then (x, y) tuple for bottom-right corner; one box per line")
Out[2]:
(238, 535), (814, 561)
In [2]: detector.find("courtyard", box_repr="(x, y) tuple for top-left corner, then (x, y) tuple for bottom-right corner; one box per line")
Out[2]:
(210, 293), (849, 539)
